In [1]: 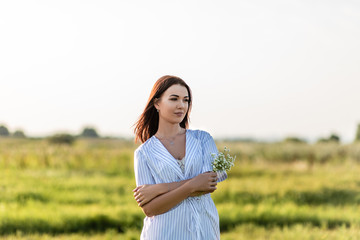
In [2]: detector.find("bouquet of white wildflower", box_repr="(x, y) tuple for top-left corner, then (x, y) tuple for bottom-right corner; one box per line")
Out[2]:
(211, 146), (236, 172)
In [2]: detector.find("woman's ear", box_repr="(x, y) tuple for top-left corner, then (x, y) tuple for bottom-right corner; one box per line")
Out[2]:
(153, 98), (160, 110)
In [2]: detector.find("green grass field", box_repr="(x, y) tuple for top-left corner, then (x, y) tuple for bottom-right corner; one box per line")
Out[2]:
(1, 138), (360, 239)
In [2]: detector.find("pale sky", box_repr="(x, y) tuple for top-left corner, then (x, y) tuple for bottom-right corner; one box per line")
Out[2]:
(1, 0), (359, 142)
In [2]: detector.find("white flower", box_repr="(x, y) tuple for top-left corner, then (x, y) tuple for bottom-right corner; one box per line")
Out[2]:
(211, 146), (236, 172)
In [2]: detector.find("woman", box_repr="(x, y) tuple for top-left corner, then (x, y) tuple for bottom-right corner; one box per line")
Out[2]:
(133, 75), (227, 240)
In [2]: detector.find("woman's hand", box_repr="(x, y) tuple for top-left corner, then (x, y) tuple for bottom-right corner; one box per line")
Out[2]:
(133, 184), (163, 207)
(188, 172), (218, 193)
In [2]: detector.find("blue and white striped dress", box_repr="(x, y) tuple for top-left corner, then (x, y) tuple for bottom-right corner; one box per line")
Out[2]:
(134, 129), (227, 240)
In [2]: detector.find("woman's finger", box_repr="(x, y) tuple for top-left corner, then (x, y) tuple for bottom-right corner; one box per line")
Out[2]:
(138, 197), (147, 206)
(133, 186), (141, 192)
(141, 197), (151, 206)
(134, 191), (143, 198)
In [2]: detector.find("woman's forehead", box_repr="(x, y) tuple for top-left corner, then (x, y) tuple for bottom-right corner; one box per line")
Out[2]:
(163, 84), (189, 97)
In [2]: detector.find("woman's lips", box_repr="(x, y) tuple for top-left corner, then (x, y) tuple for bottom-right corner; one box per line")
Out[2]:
(175, 113), (183, 117)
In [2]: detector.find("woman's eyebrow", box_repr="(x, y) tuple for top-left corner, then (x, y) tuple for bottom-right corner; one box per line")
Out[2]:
(169, 94), (189, 98)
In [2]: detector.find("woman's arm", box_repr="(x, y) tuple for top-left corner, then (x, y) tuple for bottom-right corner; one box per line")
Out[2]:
(133, 179), (189, 206)
(140, 171), (217, 217)
(133, 177), (216, 207)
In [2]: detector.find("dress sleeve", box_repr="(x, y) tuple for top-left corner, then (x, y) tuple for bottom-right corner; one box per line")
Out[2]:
(202, 132), (228, 182)
(134, 149), (156, 187)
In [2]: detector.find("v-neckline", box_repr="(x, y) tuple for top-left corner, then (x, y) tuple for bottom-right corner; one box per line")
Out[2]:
(153, 129), (187, 161)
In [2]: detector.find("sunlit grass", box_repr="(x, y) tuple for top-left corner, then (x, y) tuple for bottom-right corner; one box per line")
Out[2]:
(1, 137), (360, 239)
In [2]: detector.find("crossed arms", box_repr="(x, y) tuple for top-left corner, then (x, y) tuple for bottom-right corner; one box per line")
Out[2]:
(133, 172), (218, 217)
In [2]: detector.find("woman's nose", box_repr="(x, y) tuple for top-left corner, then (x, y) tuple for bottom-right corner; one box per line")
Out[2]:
(177, 101), (185, 108)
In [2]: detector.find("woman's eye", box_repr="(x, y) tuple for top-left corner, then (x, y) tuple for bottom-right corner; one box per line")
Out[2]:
(169, 98), (189, 102)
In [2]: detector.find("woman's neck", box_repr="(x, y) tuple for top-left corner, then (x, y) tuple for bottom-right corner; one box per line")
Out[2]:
(156, 122), (184, 138)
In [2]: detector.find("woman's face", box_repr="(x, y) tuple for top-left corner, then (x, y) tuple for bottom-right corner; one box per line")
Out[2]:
(155, 84), (190, 125)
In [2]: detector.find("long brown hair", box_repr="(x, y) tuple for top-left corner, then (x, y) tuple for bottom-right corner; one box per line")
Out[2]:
(133, 75), (192, 143)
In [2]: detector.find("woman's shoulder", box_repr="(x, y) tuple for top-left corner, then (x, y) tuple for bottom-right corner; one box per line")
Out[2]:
(134, 136), (155, 155)
(187, 129), (213, 142)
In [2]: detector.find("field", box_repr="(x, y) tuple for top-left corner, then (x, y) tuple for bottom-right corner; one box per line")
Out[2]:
(1, 137), (360, 239)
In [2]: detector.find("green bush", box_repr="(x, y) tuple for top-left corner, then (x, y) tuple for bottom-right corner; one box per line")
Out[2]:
(48, 134), (76, 145)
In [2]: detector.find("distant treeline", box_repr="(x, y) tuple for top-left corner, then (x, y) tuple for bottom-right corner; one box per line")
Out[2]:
(1, 123), (360, 144)
(0, 125), (103, 143)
